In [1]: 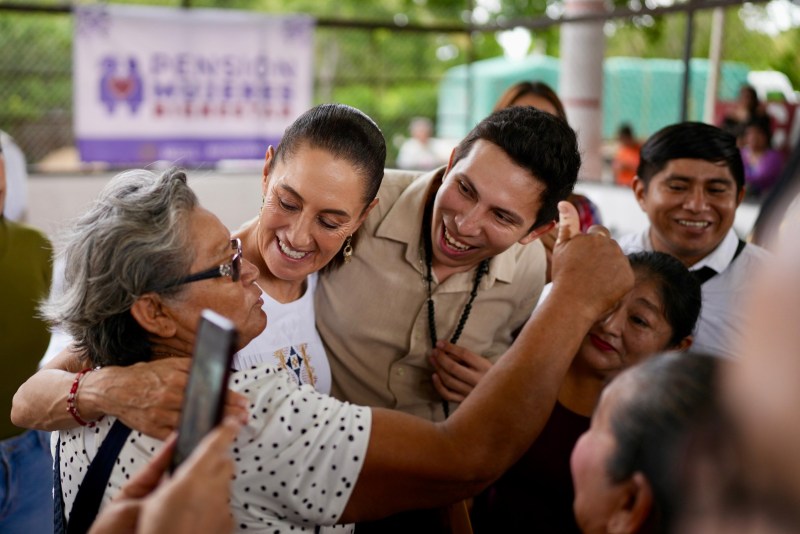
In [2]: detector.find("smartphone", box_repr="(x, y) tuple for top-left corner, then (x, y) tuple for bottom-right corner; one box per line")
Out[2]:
(170, 309), (238, 472)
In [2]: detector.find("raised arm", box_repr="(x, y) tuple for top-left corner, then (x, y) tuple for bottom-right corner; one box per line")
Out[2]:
(11, 346), (199, 439)
(342, 203), (635, 521)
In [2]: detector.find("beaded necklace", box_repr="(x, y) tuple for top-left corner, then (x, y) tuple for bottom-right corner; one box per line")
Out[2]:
(422, 216), (490, 418)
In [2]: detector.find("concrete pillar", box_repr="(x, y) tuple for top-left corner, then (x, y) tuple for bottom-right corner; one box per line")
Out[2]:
(559, 0), (608, 181)
(703, 8), (726, 124)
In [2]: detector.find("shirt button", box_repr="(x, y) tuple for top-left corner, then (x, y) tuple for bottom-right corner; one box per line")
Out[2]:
(396, 367), (405, 376)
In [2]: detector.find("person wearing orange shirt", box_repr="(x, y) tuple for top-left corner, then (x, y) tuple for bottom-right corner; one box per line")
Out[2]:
(612, 123), (641, 187)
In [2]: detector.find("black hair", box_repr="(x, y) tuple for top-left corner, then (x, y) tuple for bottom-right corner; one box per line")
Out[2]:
(618, 123), (634, 138)
(745, 116), (773, 146)
(637, 122), (745, 193)
(492, 80), (568, 122)
(739, 84), (760, 114)
(451, 106), (581, 230)
(271, 103), (387, 206)
(627, 251), (702, 347)
(606, 352), (722, 534)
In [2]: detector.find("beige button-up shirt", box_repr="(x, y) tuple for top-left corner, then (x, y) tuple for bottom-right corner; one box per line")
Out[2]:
(316, 168), (547, 421)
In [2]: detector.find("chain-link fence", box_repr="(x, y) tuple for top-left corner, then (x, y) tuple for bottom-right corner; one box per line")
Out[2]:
(0, 0), (795, 169)
(0, 8), (72, 164)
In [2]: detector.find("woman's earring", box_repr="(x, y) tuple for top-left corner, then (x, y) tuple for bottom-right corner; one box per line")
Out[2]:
(343, 235), (353, 264)
(257, 195), (265, 228)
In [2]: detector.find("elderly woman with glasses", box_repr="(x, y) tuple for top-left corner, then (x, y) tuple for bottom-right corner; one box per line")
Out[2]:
(38, 166), (633, 532)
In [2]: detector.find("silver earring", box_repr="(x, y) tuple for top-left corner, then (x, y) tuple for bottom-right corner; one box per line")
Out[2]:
(343, 235), (353, 263)
(257, 195), (265, 229)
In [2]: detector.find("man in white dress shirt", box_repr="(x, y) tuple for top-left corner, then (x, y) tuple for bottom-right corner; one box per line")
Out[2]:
(618, 122), (770, 358)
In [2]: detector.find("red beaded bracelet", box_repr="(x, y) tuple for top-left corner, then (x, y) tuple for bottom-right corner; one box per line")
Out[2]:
(66, 367), (104, 428)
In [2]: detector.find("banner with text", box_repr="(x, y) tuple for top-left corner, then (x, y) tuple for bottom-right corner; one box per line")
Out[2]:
(74, 5), (314, 164)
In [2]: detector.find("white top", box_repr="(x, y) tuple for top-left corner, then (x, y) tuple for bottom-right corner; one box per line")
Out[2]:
(618, 228), (770, 358)
(0, 131), (28, 222)
(396, 138), (446, 171)
(233, 273), (331, 395)
(56, 364), (370, 533)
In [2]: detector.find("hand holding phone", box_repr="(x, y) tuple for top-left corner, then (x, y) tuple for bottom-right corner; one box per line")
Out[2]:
(170, 309), (238, 472)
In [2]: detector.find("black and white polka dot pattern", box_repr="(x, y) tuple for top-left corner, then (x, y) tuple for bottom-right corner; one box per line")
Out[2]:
(56, 364), (371, 533)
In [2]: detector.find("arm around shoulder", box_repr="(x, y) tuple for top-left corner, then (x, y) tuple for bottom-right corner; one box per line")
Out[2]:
(11, 346), (94, 430)
(12, 348), (193, 439)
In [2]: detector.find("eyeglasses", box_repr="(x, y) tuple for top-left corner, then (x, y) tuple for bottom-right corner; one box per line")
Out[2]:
(160, 238), (242, 291)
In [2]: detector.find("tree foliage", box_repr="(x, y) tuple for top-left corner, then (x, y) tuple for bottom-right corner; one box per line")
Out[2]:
(0, 0), (798, 164)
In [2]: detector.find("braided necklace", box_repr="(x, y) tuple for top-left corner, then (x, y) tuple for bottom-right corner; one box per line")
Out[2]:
(423, 219), (490, 418)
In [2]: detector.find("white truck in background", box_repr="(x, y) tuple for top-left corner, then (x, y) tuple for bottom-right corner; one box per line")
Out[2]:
(747, 70), (799, 104)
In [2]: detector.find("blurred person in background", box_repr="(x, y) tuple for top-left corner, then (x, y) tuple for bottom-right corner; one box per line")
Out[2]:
(740, 118), (785, 197)
(720, 84), (768, 143)
(0, 131), (29, 222)
(0, 136), (54, 532)
(619, 122), (770, 358)
(612, 123), (641, 187)
(492, 80), (567, 119)
(396, 116), (447, 171)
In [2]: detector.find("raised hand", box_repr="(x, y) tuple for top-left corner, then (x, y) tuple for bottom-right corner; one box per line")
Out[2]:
(551, 201), (633, 322)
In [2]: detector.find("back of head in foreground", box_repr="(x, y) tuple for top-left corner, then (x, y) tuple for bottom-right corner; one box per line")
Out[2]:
(572, 352), (722, 534)
(719, 143), (800, 529)
(41, 168), (202, 367)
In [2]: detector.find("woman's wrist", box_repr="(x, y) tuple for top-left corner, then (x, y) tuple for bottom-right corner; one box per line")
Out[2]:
(74, 368), (114, 422)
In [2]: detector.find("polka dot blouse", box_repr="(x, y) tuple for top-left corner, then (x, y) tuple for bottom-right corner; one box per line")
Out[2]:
(56, 365), (372, 533)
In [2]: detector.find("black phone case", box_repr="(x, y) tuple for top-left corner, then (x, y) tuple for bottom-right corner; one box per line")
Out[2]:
(170, 309), (238, 472)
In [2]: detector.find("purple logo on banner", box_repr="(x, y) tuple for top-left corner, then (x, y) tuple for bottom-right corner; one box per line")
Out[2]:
(99, 56), (144, 114)
(75, 6), (313, 165)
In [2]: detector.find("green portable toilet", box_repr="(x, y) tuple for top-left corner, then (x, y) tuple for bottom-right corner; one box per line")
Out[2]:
(604, 57), (647, 139)
(439, 55), (750, 141)
(437, 55), (560, 139)
(603, 57), (749, 138)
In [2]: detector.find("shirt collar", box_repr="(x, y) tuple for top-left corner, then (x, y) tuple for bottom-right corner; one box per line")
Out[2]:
(689, 229), (739, 273)
(641, 226), (740, 272)
(375, 166), (518, 285)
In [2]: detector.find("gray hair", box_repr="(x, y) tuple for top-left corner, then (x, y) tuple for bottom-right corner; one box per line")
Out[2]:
(41, 168), (198, 367)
